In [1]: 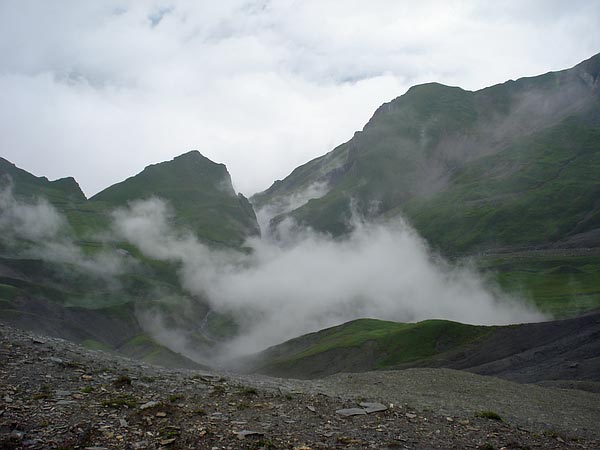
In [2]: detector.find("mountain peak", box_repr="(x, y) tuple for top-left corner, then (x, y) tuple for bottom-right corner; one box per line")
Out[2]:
(90, 151), (259, 244)
(0, 157), (86, 202)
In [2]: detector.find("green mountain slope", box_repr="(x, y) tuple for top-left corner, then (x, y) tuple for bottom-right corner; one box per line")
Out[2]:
(0, 151), (259, 367)
(245, 318), (491, 378)
(91, 150), (259, 246)
(253, 53), (600, 254)
(247, 312), (600, 384)
(0, 157), (86, 205)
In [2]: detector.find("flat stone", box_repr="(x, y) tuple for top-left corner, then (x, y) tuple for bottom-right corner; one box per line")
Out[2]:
(336, 408), (367, 416)
(140, 400), (159, 410)
(405, 413), (417, 419)
(359, 402), (387, 413)
(236, 430), (264, 439)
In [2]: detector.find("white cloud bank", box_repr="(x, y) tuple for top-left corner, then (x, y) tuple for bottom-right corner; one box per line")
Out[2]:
(0, 185), (546, 361)
(1, 1), (599, 197)
(113, 197), (544, 359)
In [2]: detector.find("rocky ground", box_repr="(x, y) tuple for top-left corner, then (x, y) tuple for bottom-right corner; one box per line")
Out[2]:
(1, 322), (599, 449)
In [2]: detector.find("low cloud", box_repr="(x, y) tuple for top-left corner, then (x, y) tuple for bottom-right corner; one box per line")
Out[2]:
(0, 181), (65, 241)
(112, 197), (545, 361)
(0, 183), (128, 278)
(255, 181), (329, 232)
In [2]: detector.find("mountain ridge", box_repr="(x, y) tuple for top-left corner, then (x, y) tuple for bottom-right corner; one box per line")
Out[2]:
(0, 151), (260, 368)
(252, 52), (600, 254)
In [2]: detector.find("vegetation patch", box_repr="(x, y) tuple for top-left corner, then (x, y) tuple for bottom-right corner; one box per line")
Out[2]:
(475, 411), (503, 421)
(101, 394), (138, 408)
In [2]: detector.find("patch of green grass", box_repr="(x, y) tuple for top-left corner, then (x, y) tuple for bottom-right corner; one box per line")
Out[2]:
(239, 387), (258, 397)
(479, 444), (495, 450)
(32, 384), (52, 401)
(475, 410), (503, 421)
(255, 438), (277, 449)
(169, 393), (184, 402)
(113, 375), (132, 387)
(81, 339), (111, 351)
(101, 394), (138, 409)
(0, 284), (19, 300)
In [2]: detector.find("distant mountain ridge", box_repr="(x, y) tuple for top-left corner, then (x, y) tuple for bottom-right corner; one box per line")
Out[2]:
(253, 52), (600, 254)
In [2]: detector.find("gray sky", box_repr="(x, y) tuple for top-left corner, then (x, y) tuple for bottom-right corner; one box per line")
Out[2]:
(1, 0), (599, 197)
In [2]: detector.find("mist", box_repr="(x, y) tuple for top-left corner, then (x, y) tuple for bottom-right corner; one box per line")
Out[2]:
(112, 197), (545, 361)
(0, 183), (128, 279)
(0, 183), (546, 363)
(255, 181), (329, 232)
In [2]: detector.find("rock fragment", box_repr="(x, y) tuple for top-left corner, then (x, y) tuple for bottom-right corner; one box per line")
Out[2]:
(359, 402), (388, 413)
(236, 430), (264, 439)
(140, 400), (159, 410)
(336, 408), (367, 416)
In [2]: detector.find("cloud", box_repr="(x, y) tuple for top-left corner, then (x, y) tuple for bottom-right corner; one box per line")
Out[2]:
(0, 180), (65, 241)
(0, 183), (128, 278)
(1, 1), (599, 197)
(255, 181), (329, 232)
(112, 197), (545, 360)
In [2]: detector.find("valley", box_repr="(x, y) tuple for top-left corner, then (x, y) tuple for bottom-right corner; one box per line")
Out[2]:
(1, 52), (600, 448)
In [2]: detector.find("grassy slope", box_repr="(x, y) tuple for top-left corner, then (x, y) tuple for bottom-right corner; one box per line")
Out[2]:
(0, 156), (86, 205)
(253, 53), (600, 254)
(0, 152), (259, 367)
(252, 318), (491, 378)
(251, 54), (600, 318)
(476, 253), (600, 318)
(90, 150), (259, 246)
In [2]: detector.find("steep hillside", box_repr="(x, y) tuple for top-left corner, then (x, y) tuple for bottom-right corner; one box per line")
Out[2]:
(0, 157), (86, 206)
(253, 53), (600, 254)
(0, 152), (260, 367)
(91, 150), (259, 246)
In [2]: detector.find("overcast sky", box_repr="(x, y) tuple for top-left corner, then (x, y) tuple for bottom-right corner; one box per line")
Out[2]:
(1, 1), (599, 197)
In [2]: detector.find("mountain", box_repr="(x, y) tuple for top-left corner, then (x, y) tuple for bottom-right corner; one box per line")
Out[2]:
(0, 151), (260, 367)
(246, 311), (600, 387)
(91, 150), (259, 246)
(0, 157), (86, 205)
(253, 53), (600, 254)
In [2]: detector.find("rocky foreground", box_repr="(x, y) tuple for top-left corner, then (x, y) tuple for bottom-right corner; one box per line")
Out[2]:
(1, 323), (599, 449)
